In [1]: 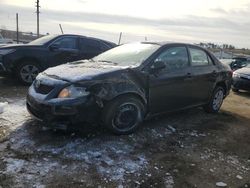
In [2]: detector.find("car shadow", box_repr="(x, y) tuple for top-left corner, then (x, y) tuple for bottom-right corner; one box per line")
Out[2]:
(0, 76), (28, 99)
(0, 76), (22, 86)
(3, 106), (246, 148)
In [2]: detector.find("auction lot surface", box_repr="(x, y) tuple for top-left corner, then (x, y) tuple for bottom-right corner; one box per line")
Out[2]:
(0, 76), (250, 188)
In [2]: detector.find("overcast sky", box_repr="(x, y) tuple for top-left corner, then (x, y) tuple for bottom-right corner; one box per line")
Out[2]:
(0, 0), (250, 48)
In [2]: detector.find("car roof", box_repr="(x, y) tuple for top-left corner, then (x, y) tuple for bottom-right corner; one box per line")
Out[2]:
(55, 34), (116, 46)
(140, 41), (204, 48)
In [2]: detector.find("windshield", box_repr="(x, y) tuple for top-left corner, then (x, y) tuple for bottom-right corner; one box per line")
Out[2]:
(93, 43), (160, 66)
(29, 35), (58, 45)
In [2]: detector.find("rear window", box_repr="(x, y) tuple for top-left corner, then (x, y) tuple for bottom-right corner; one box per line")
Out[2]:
(52, 37), (77, 49)
(189, 48), (210, 66)
(80, 38), (103, 52)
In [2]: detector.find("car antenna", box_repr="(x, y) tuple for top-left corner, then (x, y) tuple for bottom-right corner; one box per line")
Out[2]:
(59, 24), (64, 34)
(118, 32), (122, 45)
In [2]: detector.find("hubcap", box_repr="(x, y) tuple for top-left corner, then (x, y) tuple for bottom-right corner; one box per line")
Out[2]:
(212, 90), (224, 111)
(20, 65), (39, 83)
(112, 103), (140, 132)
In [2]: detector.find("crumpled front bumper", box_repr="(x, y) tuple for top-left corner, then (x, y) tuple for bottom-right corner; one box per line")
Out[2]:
(26, 88), (101, 126)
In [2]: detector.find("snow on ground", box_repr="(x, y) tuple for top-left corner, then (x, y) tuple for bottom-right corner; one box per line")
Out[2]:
(0, 95), (177, 187)
(0, 99), (28, 129)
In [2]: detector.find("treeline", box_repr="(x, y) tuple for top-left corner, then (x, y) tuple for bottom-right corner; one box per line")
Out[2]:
(197, 42), (236, 50)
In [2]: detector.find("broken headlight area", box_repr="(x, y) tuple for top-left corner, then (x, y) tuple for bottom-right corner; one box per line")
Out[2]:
(58, 85), (90, 98)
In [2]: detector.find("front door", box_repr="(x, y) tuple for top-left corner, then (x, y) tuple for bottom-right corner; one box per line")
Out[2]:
(48, 36), (80, 67)
(148, 45), (194, 114)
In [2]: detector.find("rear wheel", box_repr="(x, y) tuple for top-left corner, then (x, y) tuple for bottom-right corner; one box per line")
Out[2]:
(16, 61), (41, 85)
(102, 95), (145, 135)
(203, 86), (225, 113)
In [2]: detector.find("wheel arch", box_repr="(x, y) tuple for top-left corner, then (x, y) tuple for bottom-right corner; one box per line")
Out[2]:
(13, 57), (42, 71)
(108, 92), (147, 106)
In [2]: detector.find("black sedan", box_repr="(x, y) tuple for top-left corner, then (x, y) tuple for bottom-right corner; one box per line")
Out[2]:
(0, 34), (116, 84)
(27, 42), (232, 134)
(232, 64), (250, 92)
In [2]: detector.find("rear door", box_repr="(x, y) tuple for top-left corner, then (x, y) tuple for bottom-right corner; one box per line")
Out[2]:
(148, 45), (195, 113)
(187, 46), (218, 104)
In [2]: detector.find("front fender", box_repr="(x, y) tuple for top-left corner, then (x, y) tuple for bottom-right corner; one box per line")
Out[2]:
(88, 78), (147, 104)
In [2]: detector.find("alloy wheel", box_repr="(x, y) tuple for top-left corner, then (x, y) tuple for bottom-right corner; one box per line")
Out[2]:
(20, 65), (39, 83)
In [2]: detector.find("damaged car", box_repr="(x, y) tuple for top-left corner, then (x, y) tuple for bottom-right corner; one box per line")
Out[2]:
(26, 42), (232, 134)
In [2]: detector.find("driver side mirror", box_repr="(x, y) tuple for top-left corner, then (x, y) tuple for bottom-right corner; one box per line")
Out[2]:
(49, 44), (59, 51)
(150, 60), (166, 73)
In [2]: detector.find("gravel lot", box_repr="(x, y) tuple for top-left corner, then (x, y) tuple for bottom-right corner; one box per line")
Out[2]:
(0, 76), (250, 188)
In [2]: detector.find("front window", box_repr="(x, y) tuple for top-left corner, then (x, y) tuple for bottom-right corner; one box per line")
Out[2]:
(153, 46), (189, 71)
(52, 37), (77, 50)
(93, 43), (160, 66)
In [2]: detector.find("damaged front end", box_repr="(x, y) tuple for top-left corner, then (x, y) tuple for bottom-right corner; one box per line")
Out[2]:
(26, 68), (147, 130)
(26, 74), (101, 129)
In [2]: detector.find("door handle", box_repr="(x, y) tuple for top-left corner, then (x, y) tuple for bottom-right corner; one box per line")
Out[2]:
(184, 72), (193, 81)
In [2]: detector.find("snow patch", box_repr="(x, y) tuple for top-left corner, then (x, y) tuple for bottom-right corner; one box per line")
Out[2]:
(36, 139), (148, 181)
(0, 102), (8, 114)
(164, 175), (174, 188)
(0, 99), (28, 129)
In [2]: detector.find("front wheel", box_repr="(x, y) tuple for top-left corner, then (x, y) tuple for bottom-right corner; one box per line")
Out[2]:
(102, 95), (145, 135)
(203, 86), (225, 113)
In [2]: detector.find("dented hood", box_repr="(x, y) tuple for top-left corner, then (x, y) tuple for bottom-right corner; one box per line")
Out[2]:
(43, 60), (129, 82)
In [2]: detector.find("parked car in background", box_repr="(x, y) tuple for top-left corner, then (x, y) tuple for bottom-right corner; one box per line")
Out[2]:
(221, 57), (250, 71)
(27, 42), (232, 135)
(232, 64), (250, 92)
(231, 57), (250, 70)
(0, 34), (116, 84)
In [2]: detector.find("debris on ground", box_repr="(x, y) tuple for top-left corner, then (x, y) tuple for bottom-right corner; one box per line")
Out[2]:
(216, 182), (227, 187)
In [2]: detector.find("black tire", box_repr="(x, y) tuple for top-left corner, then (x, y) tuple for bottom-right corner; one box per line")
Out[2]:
(16, 61), (41, 85)
(102, 95), (145, 135)
(203, 86), (225, 113)
(232, 88), (239, 92)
